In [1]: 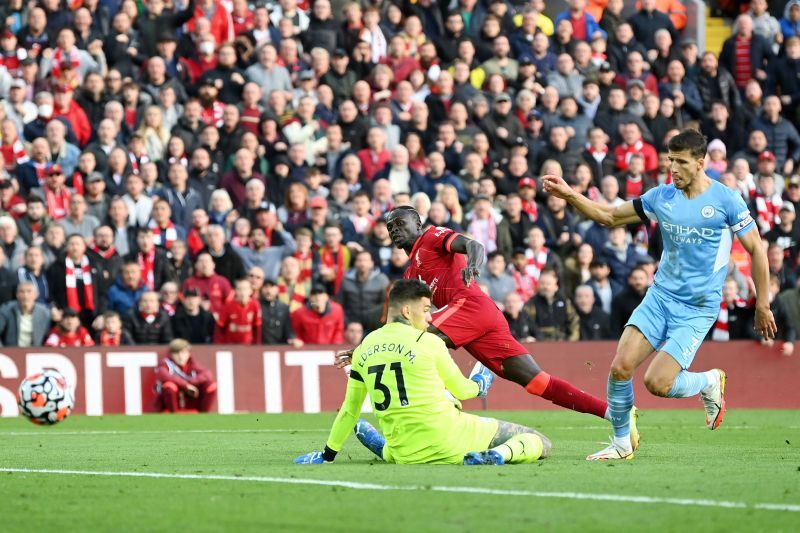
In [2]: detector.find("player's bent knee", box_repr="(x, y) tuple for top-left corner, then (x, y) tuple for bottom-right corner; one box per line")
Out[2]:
(643, 373), (674, 397)
(610, 358), (636, 380)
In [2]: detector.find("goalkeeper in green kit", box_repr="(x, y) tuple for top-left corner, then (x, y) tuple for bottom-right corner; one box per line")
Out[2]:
(293, 279), (552, 466)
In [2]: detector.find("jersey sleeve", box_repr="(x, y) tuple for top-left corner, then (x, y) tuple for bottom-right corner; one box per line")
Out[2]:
(724, 189), (756, 237)
(325, 373), (368, 453)
(633, 186), (661, 222)
(428, 335), (480, 401)
(424, 226), (461, 254)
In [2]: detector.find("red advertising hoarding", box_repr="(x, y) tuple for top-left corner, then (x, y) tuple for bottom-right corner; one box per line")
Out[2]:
(0, 341), (796, 416)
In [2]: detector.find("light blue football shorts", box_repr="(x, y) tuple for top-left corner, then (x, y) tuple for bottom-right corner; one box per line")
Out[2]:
(625, 285), (718, 369)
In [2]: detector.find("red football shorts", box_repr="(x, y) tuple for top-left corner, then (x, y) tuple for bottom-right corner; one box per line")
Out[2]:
(430, 296), (528, 377)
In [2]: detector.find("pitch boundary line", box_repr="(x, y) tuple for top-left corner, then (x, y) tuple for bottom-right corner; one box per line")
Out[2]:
(1, 467), (798, 513)
(0, 425), (784, 437)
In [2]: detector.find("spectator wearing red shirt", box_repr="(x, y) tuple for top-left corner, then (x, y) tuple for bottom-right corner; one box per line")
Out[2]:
(188, 0), (234, 46)
(614, 122), (658, 174)
(53, 83), (91, 148)
(357, 127), (391, 180)
(182, 252), (232, 314)
(215, 278), (262, 344)
(290, 285), (344, 344)
(155, 338), (218, 413)
(45, 307), (94, 347)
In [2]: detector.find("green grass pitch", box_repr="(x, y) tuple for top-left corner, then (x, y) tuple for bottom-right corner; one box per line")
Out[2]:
(1, 409), (798, 532)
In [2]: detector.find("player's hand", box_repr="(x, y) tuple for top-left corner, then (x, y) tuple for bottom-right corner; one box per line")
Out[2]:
(542, 174), (573, 200)
(293, 451), (329, 464)
(461, 265), (480, 288)
(335, 349), (353, 369)
(185, 384), (200, 397)
(469, 362), (494, 398)
(755, 305), (777, 340)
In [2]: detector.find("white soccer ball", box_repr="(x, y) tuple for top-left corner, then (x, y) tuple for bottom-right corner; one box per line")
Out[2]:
(18, 370), (75, 425)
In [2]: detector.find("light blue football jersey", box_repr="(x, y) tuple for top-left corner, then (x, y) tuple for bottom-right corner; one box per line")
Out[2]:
(637, 180), (756, 309)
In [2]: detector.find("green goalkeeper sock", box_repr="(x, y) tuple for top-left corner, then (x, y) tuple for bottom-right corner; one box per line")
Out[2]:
(492, 433), (543, 464)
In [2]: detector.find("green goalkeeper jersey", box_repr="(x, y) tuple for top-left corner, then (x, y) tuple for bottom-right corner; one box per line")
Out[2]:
(326, 322), (496, 464)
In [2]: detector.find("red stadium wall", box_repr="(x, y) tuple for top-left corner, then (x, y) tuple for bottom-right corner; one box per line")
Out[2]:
(0, 341), (797, 416)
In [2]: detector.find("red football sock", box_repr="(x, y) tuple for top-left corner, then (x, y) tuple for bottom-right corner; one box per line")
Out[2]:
(525, 372), (608, 419)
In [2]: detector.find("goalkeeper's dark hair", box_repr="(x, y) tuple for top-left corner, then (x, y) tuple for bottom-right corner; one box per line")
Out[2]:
(389, 205), (421, 224)
(667, 129), (707, 159)
(388, 279), (432, 307)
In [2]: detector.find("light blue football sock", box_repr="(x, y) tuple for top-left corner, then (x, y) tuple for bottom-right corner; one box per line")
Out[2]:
(607, 376), (634, 439)
(666, 370), (711, 398)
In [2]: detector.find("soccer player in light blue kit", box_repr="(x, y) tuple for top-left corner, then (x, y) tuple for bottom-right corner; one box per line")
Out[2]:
(543, 129), (777, 460)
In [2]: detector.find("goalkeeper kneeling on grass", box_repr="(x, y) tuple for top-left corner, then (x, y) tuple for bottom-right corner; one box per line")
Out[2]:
(294, 279), (552, 466)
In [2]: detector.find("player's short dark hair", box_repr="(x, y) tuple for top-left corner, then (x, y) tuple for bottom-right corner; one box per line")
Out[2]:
(667, 129), (707, 159)
(389, 205), (421, 224)
(388, 279), (432, 307)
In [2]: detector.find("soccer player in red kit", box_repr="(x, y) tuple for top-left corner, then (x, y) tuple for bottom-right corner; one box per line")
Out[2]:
(214, 278), (262, 344)
(338, 206), (627, 430)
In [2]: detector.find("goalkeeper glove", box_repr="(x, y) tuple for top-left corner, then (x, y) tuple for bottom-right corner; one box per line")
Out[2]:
(469, 362), (494, 398)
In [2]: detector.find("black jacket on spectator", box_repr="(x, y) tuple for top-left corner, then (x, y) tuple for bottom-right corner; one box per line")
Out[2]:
(199, 66), (246, 105)
(522, 292), (580, 341)
(103, 31), (147, 79)
(481, 110), (526, 162)
(498, 212), (536, 252)
(593, 108), (653, 148)
(171, 304), (215, 344)
(606, 38), (648, 73)
(628, 9), (679, 51)
(750, 116), (800, 167)
(260, 298), (295, 344)
(47, 256), (109, 326)
(708, 302), (754, 340)
(768, 56), (800, 119)
(125, 309), (173, 344)
(320, 69), (358, 106)
(578, 306), (613, 340)
(338, 268), (390, 333)
(203, 244), (247, 282)
(303, 16), (343, 53)
(173, 118), (205, 152)
(580, 149), (617, 184)
(88, 248), (123, 286)
(700, 117), (746, 156)
(504, 310), (535, 341)
(696, 67), (741, 112)
(124, 249), (173, 291)
(610, 287), (646, 335)
(136, 0), (196, 57)
(719, 33), (773, 86)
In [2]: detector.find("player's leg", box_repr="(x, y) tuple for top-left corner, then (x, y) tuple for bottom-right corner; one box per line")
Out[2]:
(587, 291), (668, 460)
(159, 382), (180, 412)
(464, 420), (551, 465)
(430, 298), (612, 420)
(501, 352), (609, 420)
(353, 419), (386, 460)
(197, 380), (218, 413)
(647, 311), (727, 429)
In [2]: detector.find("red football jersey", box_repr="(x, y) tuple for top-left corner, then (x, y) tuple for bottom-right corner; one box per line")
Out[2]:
(215, 298), (262, 344)
(403, 226), (485, 310)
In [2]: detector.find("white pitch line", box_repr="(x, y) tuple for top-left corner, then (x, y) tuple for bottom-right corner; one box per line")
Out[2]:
(0, 429), (327, 436)
(1, 467), (798, 514)
(0, 425), (781, 437)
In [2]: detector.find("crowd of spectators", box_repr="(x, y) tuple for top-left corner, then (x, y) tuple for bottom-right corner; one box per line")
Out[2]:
(0, 0), (798, 352)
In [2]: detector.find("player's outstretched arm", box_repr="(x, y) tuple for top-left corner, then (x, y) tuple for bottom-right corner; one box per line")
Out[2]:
(294, 374), (367, 464)
(542, 174), (643, 227)
(739, 229), (778, 340)
(449, 235), (485, 287)
(434, 342), (491, 400)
